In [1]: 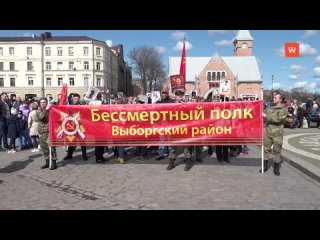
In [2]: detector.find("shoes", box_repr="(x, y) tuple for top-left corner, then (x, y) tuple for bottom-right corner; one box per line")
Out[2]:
(196, 158), (203, 163)
(223, 158), (230, 163)
(41, 160), (49, 169)
(166, 158), (175, 170)
(259, 160), (269, 173)
(50, 160), (58, 170)
(83, 155), (88, 161)
(274, 162), (280, 176)
(117, 157), (125, 164)
(1, 147), (7, 151)
(184, 158), (192, 171)
(155, 155), (164, 161)
(63, 155), (73, 160)
(96, 159), (104, 163)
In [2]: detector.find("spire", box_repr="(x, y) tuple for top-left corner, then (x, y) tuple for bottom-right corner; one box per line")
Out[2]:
(235, 30), (253, 41)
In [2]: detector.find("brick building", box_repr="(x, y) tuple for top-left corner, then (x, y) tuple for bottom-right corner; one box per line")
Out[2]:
(169, 30), (263, 100)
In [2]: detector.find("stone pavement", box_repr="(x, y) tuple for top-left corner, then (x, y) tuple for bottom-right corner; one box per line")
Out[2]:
(282, 128), (320, 182)
(1, 144), (320, 209)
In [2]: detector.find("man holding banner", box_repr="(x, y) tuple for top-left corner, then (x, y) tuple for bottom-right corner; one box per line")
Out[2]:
(37, 98), (58, 170)
(262, 93), (288, 176)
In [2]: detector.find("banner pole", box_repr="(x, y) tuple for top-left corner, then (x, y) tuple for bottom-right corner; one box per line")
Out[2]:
(49, 146), (52, 169)
(261, 146), (264, 173)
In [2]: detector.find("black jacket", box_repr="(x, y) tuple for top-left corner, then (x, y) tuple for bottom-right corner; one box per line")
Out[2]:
(0, 100), (9, 121)
(156, 96), (175, 104)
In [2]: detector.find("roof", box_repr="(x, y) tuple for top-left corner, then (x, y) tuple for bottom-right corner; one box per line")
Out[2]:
(0, 36), (101, 42)
(235, 30), (254, 41)
(169, 56), (262, 82)
(169, 57), (210, 82)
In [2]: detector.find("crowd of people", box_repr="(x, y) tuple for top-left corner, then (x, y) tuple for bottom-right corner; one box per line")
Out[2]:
(1, 88), (318, 175)
(265, 97), (320, 129)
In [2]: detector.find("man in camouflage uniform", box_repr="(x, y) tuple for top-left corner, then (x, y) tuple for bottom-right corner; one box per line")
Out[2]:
(261, 93), (288, 176)
(167, 90), (194, 171)
(37, 98), (58, 170)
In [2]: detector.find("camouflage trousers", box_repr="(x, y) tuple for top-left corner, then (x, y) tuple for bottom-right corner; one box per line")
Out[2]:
(39, 132), (57, 161)
(264, 134), (283, 163)
(169, 146), (192, 159)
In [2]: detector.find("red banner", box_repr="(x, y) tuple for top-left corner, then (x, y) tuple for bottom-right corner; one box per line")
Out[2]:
(170, 75), (185, 92)
(49, 101), (263, 146)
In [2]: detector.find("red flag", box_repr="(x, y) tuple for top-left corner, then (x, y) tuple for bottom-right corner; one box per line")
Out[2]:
(59, 83), (68, 105)
(179, 37), (186, 84)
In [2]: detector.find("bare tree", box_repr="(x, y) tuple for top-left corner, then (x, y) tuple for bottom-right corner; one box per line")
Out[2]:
(128, 45), (166, 94)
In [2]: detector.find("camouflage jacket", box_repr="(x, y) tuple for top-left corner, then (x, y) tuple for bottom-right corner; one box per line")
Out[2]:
(264, 105), (288, 137)
(36, 108), (49, 134)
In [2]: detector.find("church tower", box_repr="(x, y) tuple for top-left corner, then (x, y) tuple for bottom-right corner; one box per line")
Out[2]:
(233, 30), (253, 56)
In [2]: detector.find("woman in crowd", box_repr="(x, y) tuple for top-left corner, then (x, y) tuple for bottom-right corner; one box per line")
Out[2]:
(28, 102), (40, 152)
(7, 108), (18, 153)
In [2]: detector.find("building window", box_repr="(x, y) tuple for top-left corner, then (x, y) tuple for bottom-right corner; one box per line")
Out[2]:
(96, 62), (101, 70)
(0, 62), (3, 71)
(28, 76), (34, 86)
(221, 72), (226, 79)
(217, 72), (220, 81)
(84, 61), (89, 70)
(207, 72), (211, 81)
(0, 78), (4, 87)
(69, 61), (74, 70)
(10, 78), (15, 87)
(57, 62), (63, 70)
(96, 47), (101, 56)
(212, 72), (216, 81)
(58, 77), (63, 86)
(96, 78), (101, 87)
(46, 62), (51, 70)
(69, 77), (75, 86)
(9, 47), (14, 56)
(0, 47), (3, 56)
(27, 62), (33, 71)
(9, 62), (15, 71)
(46, 77), (52, 86)
(57, 47), (63, 56)
(68, 47), (74, 56)
(83, 47), (89, 56)
(45, 47), (51, 56)
(84, 76), (89, 87)
(27, 47), (32, 55)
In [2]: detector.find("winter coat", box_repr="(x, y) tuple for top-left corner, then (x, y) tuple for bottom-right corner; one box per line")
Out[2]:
(19, 105), (30, 119)
(156, 96), (176, 104)
(28, 110), (39, 136)
(7, 115), (18, 139)
(310, 108), (319, 121)
(17, 117), (28, 132)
